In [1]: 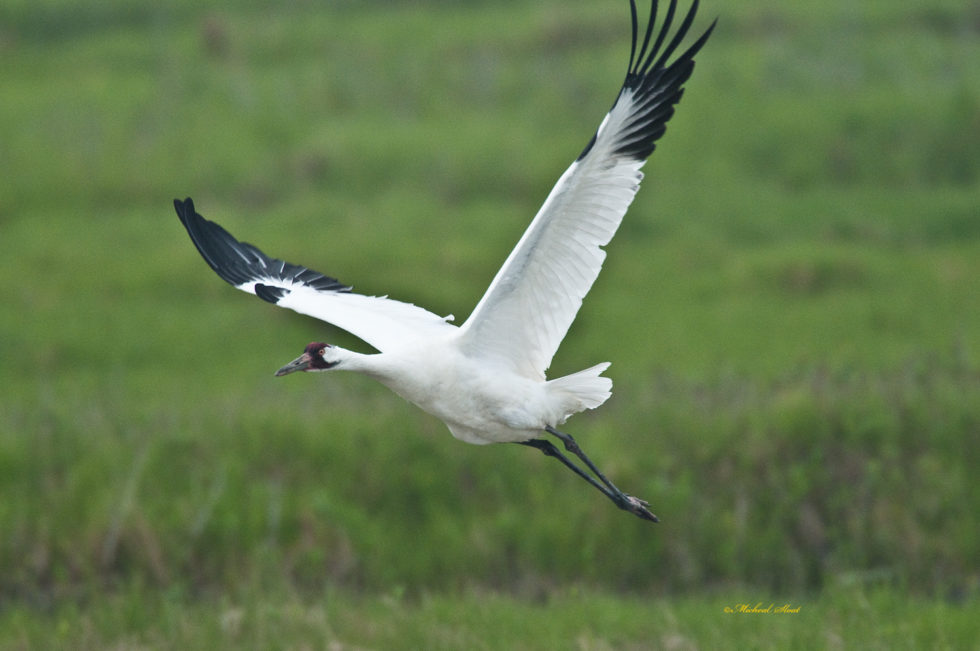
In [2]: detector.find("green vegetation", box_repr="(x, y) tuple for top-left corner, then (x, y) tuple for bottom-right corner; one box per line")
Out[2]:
(4, 585), (979, 649)
(1, 0), (977, 646)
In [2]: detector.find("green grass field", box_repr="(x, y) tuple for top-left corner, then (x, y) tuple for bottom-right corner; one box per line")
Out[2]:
(2, 0), (978, 647)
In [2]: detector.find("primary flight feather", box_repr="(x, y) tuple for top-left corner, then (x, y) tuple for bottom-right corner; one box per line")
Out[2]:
(176, 0), (715, 522)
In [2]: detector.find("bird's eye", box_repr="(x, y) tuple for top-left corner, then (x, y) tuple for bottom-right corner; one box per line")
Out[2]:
(319, 348), (326, 357)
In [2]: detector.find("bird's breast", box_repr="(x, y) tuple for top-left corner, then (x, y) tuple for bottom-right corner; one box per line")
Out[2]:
(373, 347), (547, 445)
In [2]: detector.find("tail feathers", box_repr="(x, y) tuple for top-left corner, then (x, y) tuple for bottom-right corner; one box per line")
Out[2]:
(548, 362), (612, 418)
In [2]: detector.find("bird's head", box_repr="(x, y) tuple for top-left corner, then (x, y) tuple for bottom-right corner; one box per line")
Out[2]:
(275, 341), (341, 376)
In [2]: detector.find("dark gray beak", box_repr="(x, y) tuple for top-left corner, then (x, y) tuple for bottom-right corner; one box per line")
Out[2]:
(275, 352), (312, 377)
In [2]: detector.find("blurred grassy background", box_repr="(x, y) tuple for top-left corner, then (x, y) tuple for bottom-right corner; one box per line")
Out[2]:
(1, 0), (978, 646)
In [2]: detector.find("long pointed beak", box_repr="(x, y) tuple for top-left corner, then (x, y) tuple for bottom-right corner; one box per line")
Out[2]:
(275, 352), (312, 377)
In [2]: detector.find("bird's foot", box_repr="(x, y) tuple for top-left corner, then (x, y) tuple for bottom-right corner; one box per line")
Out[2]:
(618, 493), (659, 523)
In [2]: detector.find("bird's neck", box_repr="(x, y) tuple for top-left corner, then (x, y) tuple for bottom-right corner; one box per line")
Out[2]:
(328, 347), (396, 380)
(328, 346), (427, 404)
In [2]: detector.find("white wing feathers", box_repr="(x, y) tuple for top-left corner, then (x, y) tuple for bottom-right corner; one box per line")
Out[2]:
(456, 137), (644, 380)
(272, 285), (455, 353)
(457, 0), (715, 379)
(174, 198), (455, 353)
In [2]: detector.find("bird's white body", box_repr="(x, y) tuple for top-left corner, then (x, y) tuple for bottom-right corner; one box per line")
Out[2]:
(323, 340), (611, 445)
(176, 0), (714, 520)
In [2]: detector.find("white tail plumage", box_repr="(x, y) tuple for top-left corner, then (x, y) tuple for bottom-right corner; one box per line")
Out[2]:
(548, 362), (613, 417)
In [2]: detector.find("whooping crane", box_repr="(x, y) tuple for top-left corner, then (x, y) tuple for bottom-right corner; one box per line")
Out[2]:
(175, 0), (715, 522)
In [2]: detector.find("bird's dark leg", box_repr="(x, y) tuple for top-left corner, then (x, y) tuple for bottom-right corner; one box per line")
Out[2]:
(521, 431), (658, 523)
(545, 426), (623, 495)
(519, 439), (623, 505)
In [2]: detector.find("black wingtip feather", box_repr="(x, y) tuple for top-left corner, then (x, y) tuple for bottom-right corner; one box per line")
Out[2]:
(174, 197), (351, 302)
(577, 1), (714, 163)
(254, 283), (289, 303)
(608, 0), (714, 162)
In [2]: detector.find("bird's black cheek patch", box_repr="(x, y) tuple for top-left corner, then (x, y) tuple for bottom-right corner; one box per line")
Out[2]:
(310, 357), (339, 370)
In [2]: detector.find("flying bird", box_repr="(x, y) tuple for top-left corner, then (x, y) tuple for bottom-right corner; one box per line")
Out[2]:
(175, 0), (714, 522)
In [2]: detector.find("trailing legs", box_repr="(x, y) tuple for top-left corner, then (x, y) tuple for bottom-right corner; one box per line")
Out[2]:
(519, 426), (658, 522)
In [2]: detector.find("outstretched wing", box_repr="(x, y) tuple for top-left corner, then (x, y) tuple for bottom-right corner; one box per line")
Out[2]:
(175, 198), (456, 352)
(456, 0), (714, 380)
